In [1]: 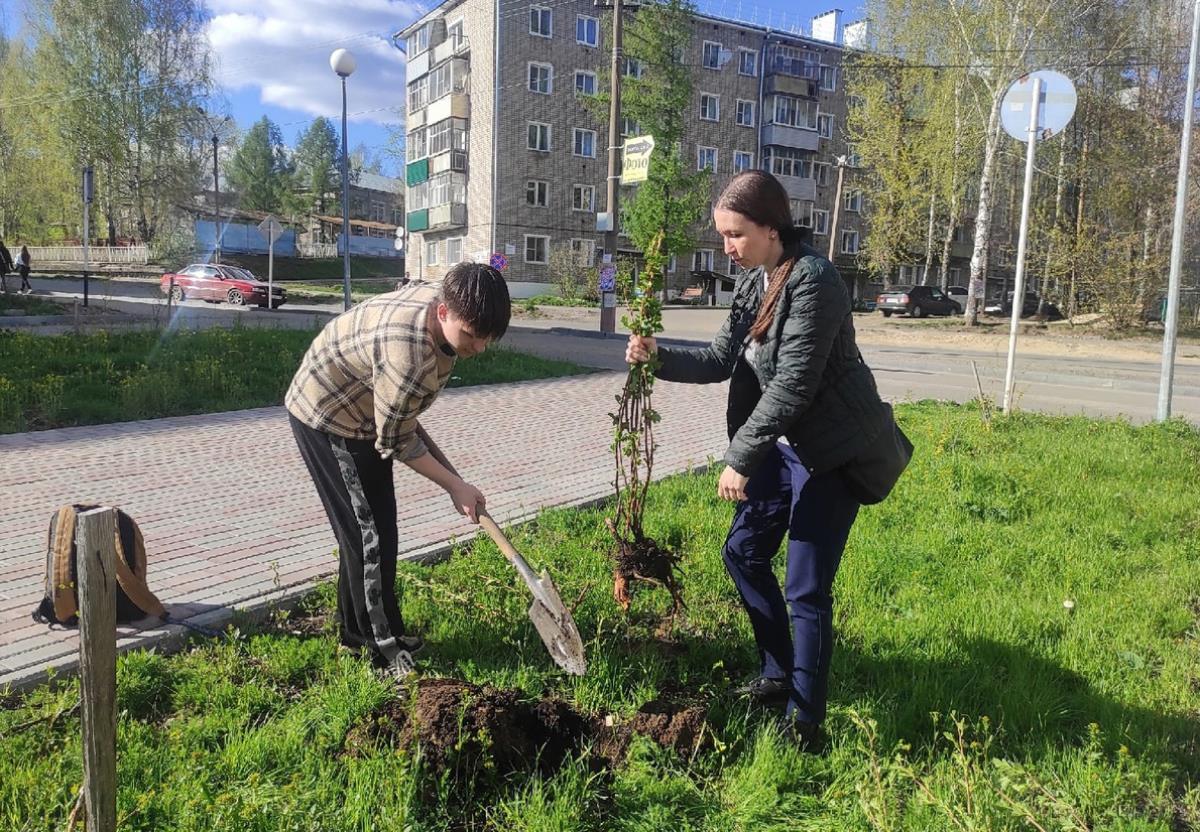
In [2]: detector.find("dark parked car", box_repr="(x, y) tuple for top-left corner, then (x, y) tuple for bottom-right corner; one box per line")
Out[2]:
(876, 285), (960, 318)
(160, 264), (287, 308)
(984, 291), (1062, 320)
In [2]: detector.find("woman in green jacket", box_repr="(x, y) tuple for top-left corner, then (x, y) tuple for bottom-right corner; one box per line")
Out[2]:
(626, 170), (895, 748)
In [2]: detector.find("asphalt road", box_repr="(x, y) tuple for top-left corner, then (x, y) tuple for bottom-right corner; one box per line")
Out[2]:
(14, 275), (1200, 424)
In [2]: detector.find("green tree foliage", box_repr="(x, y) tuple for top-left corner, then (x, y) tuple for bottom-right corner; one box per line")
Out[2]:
(594, 0), (710, 299)
(294, 117), (340, 216)
(228, 117), (295, 214)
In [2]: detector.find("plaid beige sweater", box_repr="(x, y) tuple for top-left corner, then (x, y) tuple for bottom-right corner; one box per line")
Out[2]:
(285, 282), (456, 460)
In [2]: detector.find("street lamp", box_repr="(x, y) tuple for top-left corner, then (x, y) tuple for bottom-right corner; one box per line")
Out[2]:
(196, 109), (232, 263)
(330, 48), (357, 311)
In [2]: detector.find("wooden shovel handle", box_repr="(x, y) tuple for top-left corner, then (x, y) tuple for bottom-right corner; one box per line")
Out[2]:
(414, 424), (519, 565)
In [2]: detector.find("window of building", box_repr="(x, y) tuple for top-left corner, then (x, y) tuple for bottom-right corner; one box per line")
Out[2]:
(846, 143), (861, 167)
(426, 59), (467, 103)
(573, 128), (596, 158)
(840, 229), (859, 254)
(570, 238), (595, 265)
(949, 267), (963, 284)
(425, 171), (466, 208)
(528, 62), (552, 94)
(572, 184), (594, 212)
(446, 237), (463, 263)
(818, 113), (833, 138)
(727, 255), (740, 275)
(702, 41), (722, 69)
(406, 23), (431, 56)
(667, 255), (677, 273)
(766, 44), (820, 79)
(791, 200), (813, 227)
(527, 121), (551, 151)
(735, 99), (755, 127)
(620, 117), (640, 136)
(622, 57), (643, 78)
(844, 189), (862, 212)
(770, 94), (819, 130)
(426, 239), (439, 266)
(692, 249), (714, 271)
(812, 161), (830, 187)
(576, 14), (598, 46)
(738, 48), (757, 76)
(733, 151), (753, 173)
(427, 117), (467, 156)
(447, 19), (464, 48)
(813, 209), (829, 235)
(408, 126), (427, 160)
(407, 76), (428, 112)
(530, 5), (552, 37)
(819, 65), (837, 91)
(525, 179), (549, 207)
(575, 70), (596, 95)
(763, 146), (811, 179)
(696, 145), (717, 171)
(699, 93), (719, 121)
(525, 234), (549, 263)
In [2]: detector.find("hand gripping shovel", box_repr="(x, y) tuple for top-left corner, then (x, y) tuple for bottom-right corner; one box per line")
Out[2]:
(415, 426), (587, 675)
(477, 512), (587, 676)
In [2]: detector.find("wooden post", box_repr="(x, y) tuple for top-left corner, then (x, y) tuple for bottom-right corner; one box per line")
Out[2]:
(76, 507), (118, 832)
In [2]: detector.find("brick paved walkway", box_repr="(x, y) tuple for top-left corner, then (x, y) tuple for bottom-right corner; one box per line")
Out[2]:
(0, 373), (730, 690)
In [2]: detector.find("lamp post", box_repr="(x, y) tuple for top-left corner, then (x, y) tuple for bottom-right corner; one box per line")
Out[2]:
(196, 109), (232, 263)
(330, 48), (357, 311)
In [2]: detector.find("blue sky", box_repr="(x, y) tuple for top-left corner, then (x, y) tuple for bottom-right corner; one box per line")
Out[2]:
(1, 0), (864, 177)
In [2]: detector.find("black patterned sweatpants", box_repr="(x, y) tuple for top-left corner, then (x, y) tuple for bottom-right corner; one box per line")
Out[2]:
(289, 414), (406, 666)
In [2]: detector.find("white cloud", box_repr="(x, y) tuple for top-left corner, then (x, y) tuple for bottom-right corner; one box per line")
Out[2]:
(206, 0), (423, 128)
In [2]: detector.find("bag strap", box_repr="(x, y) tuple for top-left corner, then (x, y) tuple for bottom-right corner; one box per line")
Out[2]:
(51, 506), (78, 623)
(111, 524), (167, 620)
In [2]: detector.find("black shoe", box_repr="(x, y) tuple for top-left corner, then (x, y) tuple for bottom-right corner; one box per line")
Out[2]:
(784, 717), (826, 754)
(735, 675), (791, 704)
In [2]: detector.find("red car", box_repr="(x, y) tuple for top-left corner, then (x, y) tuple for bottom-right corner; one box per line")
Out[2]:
(159, 263), (287, 308)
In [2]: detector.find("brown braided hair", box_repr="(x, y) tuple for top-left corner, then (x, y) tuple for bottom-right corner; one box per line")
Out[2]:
(715, 170), (805, 342)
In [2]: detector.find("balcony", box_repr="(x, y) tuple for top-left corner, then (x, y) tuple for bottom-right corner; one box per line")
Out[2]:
(761, 123), (820, 152)
(426, 92), (469, 124)
(430, 34), (469, 65)
(407, 209), (430, 232)
(777, 174), (816, 202)
(429, 149), (467, 176)
(765, 74), (818, 99)
(428, 202), (467, 230)
(407, 50), (430, 81)
(408, 106), (426, 129)
(406, 158), (430, 186)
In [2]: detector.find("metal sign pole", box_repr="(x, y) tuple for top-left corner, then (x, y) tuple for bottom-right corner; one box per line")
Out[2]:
(1002, 76), (1042, 415)
(1158, 0), (1200, 420)
(268, 233), (275, 311)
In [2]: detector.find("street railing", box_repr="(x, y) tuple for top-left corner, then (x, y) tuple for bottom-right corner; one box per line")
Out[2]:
(27, 246), (150, 265)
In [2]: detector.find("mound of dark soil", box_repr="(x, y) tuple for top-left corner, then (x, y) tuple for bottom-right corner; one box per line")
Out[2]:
(344, 678), (708, 773)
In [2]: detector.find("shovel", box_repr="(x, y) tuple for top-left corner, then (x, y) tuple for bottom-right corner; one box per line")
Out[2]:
(416, 426), (587, 676)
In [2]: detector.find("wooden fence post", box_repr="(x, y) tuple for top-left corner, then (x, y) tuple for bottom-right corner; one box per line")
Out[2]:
(76, 507), (117, 832)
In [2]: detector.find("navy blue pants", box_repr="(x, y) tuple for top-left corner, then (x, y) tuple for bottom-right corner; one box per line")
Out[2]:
(722, 441), (860, 724)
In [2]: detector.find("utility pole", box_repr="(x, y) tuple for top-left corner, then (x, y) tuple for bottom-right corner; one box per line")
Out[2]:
(601, 0), (624, 335)
(1158, 0), (1200, 420)
(212, 135), (221, 264)
(827, 154), (847, 261)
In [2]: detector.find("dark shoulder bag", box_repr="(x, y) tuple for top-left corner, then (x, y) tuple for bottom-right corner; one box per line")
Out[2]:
(840, 404), (914, 505)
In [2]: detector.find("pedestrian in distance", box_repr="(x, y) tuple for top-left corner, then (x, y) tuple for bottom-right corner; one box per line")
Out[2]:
(16, 245), (32, 294)
(0, 239), (14, 294)
(286, 263), (511, 679)
(625, 170), (909, 750)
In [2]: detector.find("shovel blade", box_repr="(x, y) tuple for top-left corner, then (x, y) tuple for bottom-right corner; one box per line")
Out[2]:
(525, 570), (586, 675)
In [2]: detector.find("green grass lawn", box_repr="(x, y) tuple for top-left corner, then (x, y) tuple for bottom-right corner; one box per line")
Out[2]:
(0, 292), (66, 316)
(2, 404), (1198, 830)
(0, 328), (587, 433)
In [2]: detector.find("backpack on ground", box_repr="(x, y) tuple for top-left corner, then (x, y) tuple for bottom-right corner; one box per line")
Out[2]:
(32, 504), (168, 626)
